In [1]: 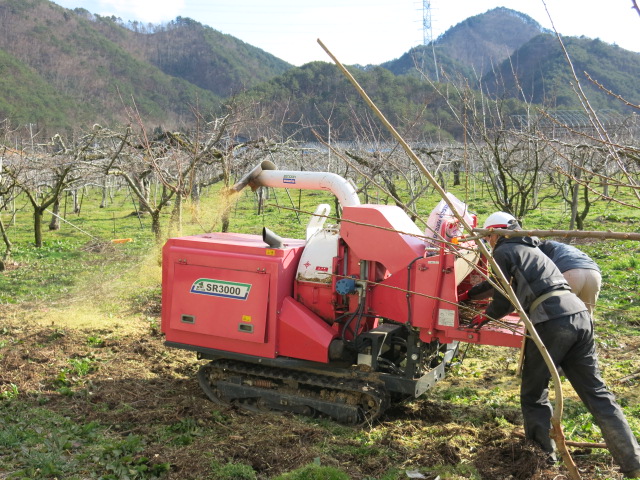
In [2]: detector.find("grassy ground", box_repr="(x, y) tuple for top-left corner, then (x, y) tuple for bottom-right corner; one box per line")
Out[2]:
(1, 180), (639, 479)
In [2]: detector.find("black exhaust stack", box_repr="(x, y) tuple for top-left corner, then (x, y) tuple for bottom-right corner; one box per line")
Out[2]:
(262, 227), (284, 249)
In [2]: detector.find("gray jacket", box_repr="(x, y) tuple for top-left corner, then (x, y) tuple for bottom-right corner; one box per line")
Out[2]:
(538, 240), (600, 273)
(469, 236), (587, 324)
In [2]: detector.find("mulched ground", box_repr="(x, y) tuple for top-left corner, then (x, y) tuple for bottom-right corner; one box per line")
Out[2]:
(0, 309), (633, 480)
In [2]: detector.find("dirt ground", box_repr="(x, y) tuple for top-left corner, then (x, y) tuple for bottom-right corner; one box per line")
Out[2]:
(1, 303), (637, 480)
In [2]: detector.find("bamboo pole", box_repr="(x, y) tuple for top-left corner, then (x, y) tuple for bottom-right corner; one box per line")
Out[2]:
(317, 39), (581, 479)
(473, 228), (640, 242)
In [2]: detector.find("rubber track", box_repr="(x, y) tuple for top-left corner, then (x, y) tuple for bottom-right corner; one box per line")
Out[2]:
(198, 358), (390, 425)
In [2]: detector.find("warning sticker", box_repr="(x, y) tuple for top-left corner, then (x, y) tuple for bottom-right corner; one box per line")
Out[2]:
(438, 309), (455, 327)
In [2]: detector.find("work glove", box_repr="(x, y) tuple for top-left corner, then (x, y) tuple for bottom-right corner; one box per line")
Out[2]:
(470, 314), (490, 329)
(457, 290), (470, 302)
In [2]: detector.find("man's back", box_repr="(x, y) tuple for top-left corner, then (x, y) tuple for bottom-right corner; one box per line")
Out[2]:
(538, 240), (600, 273)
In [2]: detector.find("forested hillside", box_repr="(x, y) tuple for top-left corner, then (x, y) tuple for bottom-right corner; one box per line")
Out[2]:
(483, 35), (640, 112)
(0, 0), (289, 134)
(0, 48), (75, 129)
(436, 7), (547, 76)
(86, 15), (292, 98)
(381, 7), (640, 114)
(0, 0), (638, 139)
(241, 61), (526, 142)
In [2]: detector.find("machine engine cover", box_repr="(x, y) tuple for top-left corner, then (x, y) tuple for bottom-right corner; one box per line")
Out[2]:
(162, 233), (305, 359)
(170, 264), (269, 343)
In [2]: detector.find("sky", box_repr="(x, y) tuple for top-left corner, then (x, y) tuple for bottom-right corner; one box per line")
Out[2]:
(51, 0), (640, 66)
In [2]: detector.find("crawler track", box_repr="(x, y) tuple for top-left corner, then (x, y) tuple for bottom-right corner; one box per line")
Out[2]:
(197, 358), (390, 425)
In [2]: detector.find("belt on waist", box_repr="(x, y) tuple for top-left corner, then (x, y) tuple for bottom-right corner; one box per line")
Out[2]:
(529, 290), (570, 314)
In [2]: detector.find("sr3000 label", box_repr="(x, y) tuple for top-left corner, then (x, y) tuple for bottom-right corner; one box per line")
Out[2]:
(190, 278), (252, 300)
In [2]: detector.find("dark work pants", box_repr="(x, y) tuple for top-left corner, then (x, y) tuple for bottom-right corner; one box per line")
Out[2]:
(521, 311), (640, 474)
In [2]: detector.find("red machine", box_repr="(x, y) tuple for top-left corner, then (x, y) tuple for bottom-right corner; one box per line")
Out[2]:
(162, 162), (523, 424)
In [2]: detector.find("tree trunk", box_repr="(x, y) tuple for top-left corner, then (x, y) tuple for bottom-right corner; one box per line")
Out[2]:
(0, 216), (11, 270)
(34, 208), (44, 247)
(49, 198), (60, 231)
(72, 189), (80, 214)
(190, 183), (200, 205)
(257, 188), (264, 215)
(151, 211), (162, 242)
(138, 178), (151, 213)
(453, 161), (461, 186)
(100, 178), (109, 208)
(569, 171), (581, 230)
(189, 183), (201, 220)
(169, 193), (183, 235)
(576, 185), (591, 231)
(602, 161), (609, 197)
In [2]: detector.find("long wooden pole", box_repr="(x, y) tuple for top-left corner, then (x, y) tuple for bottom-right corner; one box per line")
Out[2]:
(474, 228), (640, 242)
(317, 38), (580, 479)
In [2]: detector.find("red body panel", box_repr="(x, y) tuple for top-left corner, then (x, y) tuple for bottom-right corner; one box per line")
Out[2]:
(294, 281), (337, 321)
(337, 205), (525, 349)
(340, 205), (425, 273)
(162, 233), (306, 359)
(277, 297), (337, 362)
(170, 263), (270, 343)
(440, 314), (524, 348)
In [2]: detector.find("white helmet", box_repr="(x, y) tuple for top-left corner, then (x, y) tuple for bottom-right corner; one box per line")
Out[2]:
(483, 211), (517, 229)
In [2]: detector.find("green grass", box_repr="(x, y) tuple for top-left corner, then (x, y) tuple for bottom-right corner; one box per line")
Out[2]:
(1, 190), (157, 304)
(272, 463), (349, 480)
(209, 461), (258, 480)
(0, 402), (170, 479)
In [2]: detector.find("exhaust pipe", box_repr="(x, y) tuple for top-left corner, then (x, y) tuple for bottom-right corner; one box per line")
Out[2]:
(262, 227), (284, 248)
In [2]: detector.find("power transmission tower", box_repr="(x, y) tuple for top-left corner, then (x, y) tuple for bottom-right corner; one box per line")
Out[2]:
(422, 0), (439, 81)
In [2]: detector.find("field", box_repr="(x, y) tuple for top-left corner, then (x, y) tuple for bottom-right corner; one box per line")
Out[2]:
(1, 179), (640, 480)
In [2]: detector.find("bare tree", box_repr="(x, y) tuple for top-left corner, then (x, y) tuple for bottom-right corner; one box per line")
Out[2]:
(3, 141), (80, 248)
(432, 77), (557, 222)
(0, 146), (18, 268)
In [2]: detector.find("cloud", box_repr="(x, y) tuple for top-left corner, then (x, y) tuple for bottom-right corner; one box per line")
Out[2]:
(97, 0), (185, 23)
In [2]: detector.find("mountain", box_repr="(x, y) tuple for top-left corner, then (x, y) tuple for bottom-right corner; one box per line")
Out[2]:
(0, 0), (291, 134)
(436, 8), (548, 76)
(381, 7), (640, 115)
(0, 47), (75, 129)
(241, 61), (479, 142)
(482, 34), (640, 112)
(380, 45), (474, 81)
(383, 8), (547, 79)
(83, 15), (292, 99)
